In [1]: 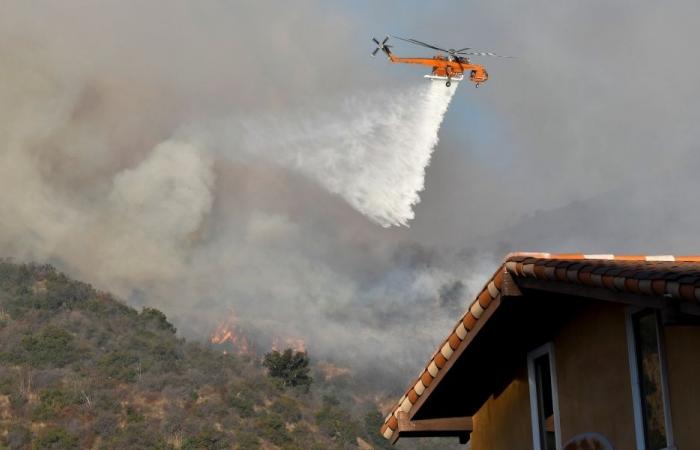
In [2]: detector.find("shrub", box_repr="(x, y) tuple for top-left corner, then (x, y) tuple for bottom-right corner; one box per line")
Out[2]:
(262, 349), (312, 390)
(227, 391), (255, 418)
(234, 431), (259, 449)
(125, 405), (145, 424)
(255, 413), (292, 447)
(32, 427), (79, 450)
(322, 394), (340, 407)
(40, 274), (93, 310)
(181, 427), (230, 450)
(22, 327), (76, 367)
(94, 392), (120, 412)
(0, 376), (13, 395)
(315, 403), (360, 445)
(97, 351), (139, 382)
(32, 388), (77, 420)
(290, 423), (325, 450)
(8, 391), (27, 413)
(140, 307), (177, 334)
(5, 424), (31, 450)
(93, 411), (119, 436)
(271, 396), (302, 422)
(106, 424), (170, 449)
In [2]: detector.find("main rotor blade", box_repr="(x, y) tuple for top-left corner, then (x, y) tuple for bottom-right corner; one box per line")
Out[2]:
(454, 47), (472, 53)
(372, 48), (380, 56)
(382, 36), (389, 45)
(372, 37), (380, 45)
(391, 35), (449, 53)
(461, 51), (514, 58)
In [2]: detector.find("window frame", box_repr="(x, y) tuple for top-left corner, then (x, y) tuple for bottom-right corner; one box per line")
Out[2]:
(527, 342), (562, 450)
(625, 307), (676, 450)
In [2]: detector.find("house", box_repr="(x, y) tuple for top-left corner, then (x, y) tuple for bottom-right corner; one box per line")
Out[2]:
(380, 253), (700, 450)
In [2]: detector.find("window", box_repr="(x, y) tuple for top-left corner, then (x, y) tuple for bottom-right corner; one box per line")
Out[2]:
(627, 309), (675, 450)
(528, 343), (561, 450)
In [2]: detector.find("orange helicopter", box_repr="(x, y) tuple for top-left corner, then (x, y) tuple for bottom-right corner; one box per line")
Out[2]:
(371, 35), (511, 87)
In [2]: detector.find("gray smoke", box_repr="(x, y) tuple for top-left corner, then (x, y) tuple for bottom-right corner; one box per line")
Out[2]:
(2, 0), (700, 393)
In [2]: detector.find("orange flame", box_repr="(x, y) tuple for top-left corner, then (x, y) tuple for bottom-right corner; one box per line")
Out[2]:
(210, 312), (252, 356)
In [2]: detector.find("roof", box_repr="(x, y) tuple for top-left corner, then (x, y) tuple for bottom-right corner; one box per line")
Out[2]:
(381, 252), (700, 441)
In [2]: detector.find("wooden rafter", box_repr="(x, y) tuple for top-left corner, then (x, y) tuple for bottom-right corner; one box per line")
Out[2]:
(391, 412), (472, 444)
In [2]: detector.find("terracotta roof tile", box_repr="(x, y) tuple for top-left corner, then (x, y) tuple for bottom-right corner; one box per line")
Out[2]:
(381, 252), (700, 441)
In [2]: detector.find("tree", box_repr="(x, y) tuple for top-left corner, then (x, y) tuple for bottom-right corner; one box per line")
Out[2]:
(22, 327), (77, 367)
(140, 307), (177, 334)
(262, 349), (312, 390)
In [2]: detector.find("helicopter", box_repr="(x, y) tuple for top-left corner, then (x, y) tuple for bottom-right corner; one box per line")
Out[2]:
(371, 35), (511, 87)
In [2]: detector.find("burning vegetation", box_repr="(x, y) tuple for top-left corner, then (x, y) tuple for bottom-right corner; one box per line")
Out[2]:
(209, 312), (308, 357)
(209, 311), (253, 356)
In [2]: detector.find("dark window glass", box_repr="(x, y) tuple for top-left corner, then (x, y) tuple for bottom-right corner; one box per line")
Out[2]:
(534, 354), (556, 450)
(633, 310), (668, 450)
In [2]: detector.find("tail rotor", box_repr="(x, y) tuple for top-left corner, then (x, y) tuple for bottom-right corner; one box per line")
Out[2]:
(371, 36), (392, 58)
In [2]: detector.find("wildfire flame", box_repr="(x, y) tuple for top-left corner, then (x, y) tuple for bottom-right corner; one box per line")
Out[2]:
(210, 311), (309, 357)
(209, 312), (252, 356)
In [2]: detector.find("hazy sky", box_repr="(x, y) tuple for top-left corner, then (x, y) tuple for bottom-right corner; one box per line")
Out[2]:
(2, 1), (699, 388)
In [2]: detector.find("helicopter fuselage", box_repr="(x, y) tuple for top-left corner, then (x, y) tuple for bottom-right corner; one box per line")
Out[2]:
(387, 53), (488, 86)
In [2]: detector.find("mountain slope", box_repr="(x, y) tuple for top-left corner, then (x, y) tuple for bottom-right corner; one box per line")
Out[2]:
(0, 260), (396, 450)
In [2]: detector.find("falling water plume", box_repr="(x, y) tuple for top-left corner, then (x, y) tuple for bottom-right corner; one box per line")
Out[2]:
(192, 81), (459, 227)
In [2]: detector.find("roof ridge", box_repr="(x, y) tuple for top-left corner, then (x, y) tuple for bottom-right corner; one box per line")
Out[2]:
(507, 252), (700, 262)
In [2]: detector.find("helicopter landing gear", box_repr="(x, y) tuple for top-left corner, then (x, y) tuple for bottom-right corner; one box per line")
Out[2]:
(446, 80), (451, 87)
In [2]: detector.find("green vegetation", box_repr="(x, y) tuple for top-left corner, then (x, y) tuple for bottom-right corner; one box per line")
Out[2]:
(21, 327), (78, 368)
(31, 389), (77, 420)
(314, 394), (366, 446)
(0, 260), (421, 449)
(32, 427), (79, 450)
(263, 349), (312, 390)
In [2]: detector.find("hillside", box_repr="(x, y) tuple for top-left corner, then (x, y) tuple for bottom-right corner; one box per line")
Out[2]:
(0, 259), (404, 450)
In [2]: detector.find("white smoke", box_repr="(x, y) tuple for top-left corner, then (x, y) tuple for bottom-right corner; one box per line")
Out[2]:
(0, 2), (475, 388)
(187, 81), (458, 227)
(95, 141), (214, 285)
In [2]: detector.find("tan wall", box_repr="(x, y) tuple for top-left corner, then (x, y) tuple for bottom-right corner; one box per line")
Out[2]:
(554, 302), (637, 450)
(664, 325), (700, 450)
(468, 302), (700, 450)
(470, 365), (532, 450)
(469, 302), (638, 450)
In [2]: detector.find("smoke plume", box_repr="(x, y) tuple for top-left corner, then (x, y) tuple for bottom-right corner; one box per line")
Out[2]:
(2, 0), (700, 396)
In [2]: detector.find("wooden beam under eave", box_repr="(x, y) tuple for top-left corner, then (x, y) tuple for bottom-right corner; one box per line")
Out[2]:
(391, 412), (472, 444)
(398, 411), (473, 433)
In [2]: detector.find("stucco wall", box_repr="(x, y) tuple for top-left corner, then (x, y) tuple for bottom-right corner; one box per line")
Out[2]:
(664, 325), (700, 450)
(554, 301), (637, 450)
(466, 301), (700, 450)
(470, 365), (532, 450)
(469, 301), (638, 450)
